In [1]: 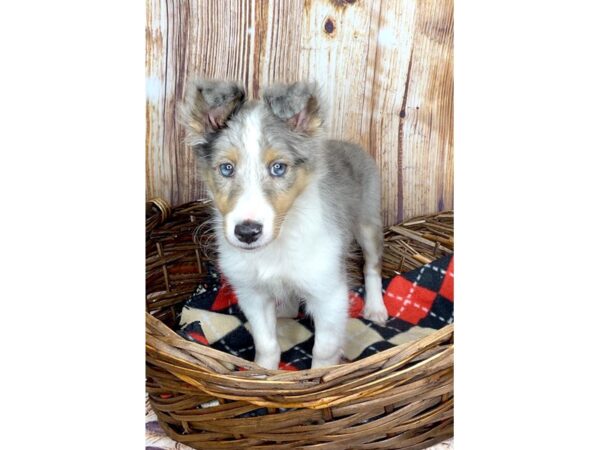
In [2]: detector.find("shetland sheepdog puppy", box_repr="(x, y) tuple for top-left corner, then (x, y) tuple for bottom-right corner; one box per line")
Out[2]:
(180, 80), (388, 369)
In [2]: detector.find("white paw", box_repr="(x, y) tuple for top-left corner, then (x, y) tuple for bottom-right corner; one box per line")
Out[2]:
(311, 355), (340, 369)
(255, 351), (280, 370)
(311, 343), (342, 369)
(363, 302), (388, 325)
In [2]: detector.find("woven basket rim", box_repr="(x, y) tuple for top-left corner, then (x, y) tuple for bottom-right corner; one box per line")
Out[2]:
(146, 310), (453, 381)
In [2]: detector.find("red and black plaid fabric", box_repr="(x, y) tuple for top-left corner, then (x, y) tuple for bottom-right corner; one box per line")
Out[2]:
(178, 254), (453, 371)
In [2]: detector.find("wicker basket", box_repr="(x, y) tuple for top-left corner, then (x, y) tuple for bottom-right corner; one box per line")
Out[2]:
(146, 199), (454, 450)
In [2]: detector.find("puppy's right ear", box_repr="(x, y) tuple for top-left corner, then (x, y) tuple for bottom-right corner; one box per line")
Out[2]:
(179, 80), (246, 146)
(262, 82), (324, 136)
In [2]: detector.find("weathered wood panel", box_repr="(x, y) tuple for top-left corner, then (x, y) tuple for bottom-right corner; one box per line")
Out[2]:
(146, 0), (453, 225)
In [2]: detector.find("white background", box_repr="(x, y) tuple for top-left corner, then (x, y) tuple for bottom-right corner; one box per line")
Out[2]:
(1, 1), (599, 448)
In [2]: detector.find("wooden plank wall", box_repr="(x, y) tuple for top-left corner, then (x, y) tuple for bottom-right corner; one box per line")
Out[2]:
(146, 0), (453, 225)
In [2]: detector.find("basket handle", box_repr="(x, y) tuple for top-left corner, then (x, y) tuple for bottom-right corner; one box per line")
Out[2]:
(147, 197), (172, 225)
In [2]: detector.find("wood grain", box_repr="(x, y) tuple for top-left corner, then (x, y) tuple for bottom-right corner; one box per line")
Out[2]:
(146, 0), (453, 225)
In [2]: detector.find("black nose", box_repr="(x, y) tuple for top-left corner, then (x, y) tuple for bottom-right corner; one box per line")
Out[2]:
(234, 221), (263, 244)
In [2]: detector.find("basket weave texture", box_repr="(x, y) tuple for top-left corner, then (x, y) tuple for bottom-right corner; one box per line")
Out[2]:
(146, 199), (454, 450)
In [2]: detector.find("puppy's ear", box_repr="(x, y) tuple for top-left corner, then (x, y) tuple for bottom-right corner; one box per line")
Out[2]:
(262, 82), (324, 135)
(179, 79), (246, 145)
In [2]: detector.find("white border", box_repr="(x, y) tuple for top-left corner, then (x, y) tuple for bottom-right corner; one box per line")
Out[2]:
(2, 1), (145, 448)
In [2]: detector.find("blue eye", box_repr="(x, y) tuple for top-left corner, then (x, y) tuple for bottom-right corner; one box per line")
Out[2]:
(270, 162), (288, 177)
(219, 163), (234, 177)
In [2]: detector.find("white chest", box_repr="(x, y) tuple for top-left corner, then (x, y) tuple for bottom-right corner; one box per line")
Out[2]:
(217, 195), (342, 297)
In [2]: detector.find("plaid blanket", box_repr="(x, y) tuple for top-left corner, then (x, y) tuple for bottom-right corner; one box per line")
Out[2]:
(178, 254), (453, 370)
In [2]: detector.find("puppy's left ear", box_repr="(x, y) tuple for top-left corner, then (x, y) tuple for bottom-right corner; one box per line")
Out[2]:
(262, 82), (324, 135)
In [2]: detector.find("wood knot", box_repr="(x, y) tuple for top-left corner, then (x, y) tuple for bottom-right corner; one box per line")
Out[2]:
(324, 17), (336, 35)
(331, 0), (356, 6)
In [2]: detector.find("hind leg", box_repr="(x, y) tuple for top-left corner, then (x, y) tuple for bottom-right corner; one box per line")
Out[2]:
(356, 221), (388, 325)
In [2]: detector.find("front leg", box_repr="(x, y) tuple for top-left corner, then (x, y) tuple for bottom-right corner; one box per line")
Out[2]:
(235, 287), (280, 370)
(305, 282), (349, 369)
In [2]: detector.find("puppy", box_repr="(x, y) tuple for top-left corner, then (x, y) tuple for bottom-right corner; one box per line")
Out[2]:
(180, 80), (388, 369)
